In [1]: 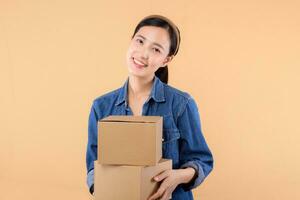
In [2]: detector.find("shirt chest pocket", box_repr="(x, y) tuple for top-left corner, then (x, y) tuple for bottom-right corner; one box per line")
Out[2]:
(162, 128), (180, 164)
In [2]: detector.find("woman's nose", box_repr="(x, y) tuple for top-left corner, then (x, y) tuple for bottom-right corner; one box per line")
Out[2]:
(140, 46), (149, 60)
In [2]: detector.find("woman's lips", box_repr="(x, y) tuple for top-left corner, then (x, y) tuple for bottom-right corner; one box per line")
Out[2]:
(132, 57), (147, 68)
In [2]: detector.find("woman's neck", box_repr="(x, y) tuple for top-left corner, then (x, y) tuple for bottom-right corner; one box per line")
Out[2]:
(128, 75), (154, 98)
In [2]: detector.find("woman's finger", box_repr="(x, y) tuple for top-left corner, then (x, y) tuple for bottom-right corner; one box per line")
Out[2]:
(148, 187), (165, 200)
(148, 182), (167, 200)
(160, 189), (171, 200)
(153, 169), (170, 182)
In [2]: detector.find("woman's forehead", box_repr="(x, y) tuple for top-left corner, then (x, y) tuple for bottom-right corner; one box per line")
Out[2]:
(135, 26), (170, 49)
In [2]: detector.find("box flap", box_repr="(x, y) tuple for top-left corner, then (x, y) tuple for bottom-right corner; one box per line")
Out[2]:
(100, 115), (162, 123)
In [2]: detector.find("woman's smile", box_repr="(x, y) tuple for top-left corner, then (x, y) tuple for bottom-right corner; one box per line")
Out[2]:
(132, 57), (148, 68)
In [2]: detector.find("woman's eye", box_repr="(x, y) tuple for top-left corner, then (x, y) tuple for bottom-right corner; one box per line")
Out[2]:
(136, 39), (143, 44)
(153, 48), (161, 53)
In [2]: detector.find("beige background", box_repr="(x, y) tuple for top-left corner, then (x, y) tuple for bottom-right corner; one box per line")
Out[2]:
(1, 0), (299, 199)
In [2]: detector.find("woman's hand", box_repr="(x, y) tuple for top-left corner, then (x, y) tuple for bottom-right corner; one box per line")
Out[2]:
(148, 167), (196, 200)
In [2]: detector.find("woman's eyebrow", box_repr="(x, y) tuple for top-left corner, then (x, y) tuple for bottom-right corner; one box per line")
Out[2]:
(136, 34), (165, 50)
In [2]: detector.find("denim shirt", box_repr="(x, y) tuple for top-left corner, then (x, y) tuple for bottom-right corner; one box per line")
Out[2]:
(86, 75), (214, 200)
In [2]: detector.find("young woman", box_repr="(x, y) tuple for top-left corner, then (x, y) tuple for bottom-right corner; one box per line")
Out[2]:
(86, 14), (214, 200)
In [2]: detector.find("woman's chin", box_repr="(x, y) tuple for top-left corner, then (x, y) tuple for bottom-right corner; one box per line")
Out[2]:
(129, 72), (145, 78)
(128, 66), (145, 76)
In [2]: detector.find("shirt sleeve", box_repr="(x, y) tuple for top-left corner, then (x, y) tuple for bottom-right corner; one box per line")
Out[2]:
(86, 102), (99, 192)
(177, 97), (214, 191)
(87, 169), (94, 195)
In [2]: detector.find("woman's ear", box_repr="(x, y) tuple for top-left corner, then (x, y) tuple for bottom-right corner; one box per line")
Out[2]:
(161, 55), (174, 67)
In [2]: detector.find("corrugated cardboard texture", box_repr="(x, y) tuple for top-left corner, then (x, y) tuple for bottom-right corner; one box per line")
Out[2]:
(94, 159), (172, 200)
(98, 116), (162, 166)
(141, 159), (173, 200)
(101, 115), (162, 123)
(94, 162), (141, 200)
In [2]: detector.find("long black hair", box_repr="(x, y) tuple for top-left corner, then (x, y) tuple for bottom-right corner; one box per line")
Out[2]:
(131, 15), (181, 84)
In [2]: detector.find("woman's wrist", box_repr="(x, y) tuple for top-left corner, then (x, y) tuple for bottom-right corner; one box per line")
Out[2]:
(176, 167), (196, 184)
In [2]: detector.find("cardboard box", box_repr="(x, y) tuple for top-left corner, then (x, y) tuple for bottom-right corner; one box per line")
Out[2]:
(98, 115), (163, 166)
(94, 159), (172, 200)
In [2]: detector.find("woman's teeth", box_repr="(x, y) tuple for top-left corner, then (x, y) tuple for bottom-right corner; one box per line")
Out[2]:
(133, 58), (147, 67)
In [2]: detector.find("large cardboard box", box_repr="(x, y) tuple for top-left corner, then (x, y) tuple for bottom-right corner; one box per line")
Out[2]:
(94, 159), (172, 200)
(98, 115), (163, 166)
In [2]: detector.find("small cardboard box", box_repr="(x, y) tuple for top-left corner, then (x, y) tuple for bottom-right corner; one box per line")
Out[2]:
(94, 159), (172, 200)
(98, 115), (163, 166)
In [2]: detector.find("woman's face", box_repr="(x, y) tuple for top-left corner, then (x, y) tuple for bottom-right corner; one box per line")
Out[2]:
(126, 26), (173, 79)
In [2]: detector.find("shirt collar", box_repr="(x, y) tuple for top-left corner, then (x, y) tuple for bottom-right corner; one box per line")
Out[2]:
(115, 75), (165, 106)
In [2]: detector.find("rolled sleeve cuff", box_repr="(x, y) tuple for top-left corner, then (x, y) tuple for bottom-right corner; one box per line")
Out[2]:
(180, 161), (205, 191)
(87, 169), (94, 194)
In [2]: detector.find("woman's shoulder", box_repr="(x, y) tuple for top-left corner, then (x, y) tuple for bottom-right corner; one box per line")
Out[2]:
(162, 84), (201, 121)
(163, 83), (199, 116)
(163, 83), (193, 101)
(92, 87), (122, 106)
